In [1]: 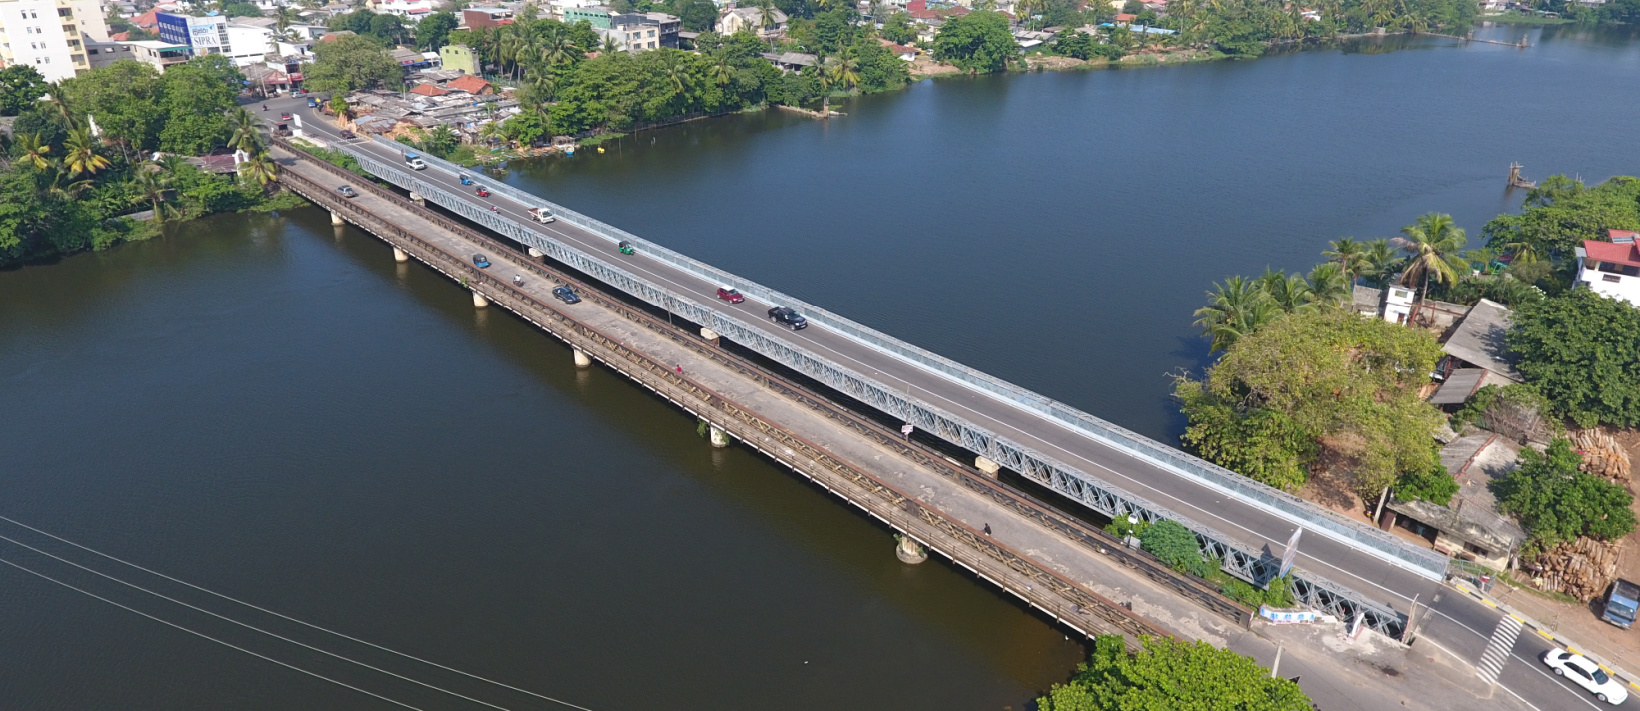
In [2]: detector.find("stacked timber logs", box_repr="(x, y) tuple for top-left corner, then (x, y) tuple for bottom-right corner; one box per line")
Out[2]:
(1530, 537), (1624, 601)
(1572, 429), (1632, 482)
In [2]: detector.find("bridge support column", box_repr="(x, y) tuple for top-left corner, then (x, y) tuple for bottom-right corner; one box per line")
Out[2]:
(472, 291), (489, 308)
(330, 210), (345, 226)
(974, 456), (1001, 478)
(528, 247), (544, 258)
(895, 533), (927, 564)
(700, 328), (719, 345)
(708, 424), (730, 448)
(409, 191), (425, 205)
(392, 246), (409, 263)
(572, 348), (591, 368)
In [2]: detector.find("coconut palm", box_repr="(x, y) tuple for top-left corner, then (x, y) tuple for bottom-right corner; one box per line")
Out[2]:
(756, 0), (780, 34)
(1258, 268), (1317, 314)
(828, 44), (861, 96)
(1361, 238), (1402, 288)
(479, 120), (504, 146)
(1396, 213), (1470, 297)
(237, 150), (280, 187)
(62, 127), (110, 177)
(1306, 262), (1350, 306)
(15, 133), (51, 170)
(1194, 276), (1281, 352)
(1323, 237), (1369, 283)
(708, 49), (736, 86)
(132, 163), (180, 223)
(228, 107), (264, 154)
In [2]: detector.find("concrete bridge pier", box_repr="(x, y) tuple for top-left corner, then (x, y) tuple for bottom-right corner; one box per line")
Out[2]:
(708, 423), (730, 448)
(700, 328), (720, 346)
(528, 247), (544, 258)
(572, 347), (591, 368)
(974, 456), (1001, 478)
(471, 291), (489, 308)
(392, 246), (409, 263)
(895, 533), (928, 564)
(331, 210), (345, 226)
(409, 191), (425, 205)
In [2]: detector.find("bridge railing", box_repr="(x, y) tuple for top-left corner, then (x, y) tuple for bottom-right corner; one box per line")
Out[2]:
(382, 139), (1448, 581)
(327, 139), (1429, 637)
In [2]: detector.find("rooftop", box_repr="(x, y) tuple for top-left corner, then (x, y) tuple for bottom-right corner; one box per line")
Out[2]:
(409, 83), (450, 96)
(1583, 233), (1640, 268)
(1441, 298), (1521, 382)
(444, 74), (491, 94)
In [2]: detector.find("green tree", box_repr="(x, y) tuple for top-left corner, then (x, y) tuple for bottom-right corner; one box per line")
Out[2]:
(1508, 289), (1640, 428)
(1483, 176), (1640, 271)
(370, 13), (410, 46)
(416, 12), (459, 51)
(1324, 237), (1369, 283)
(1138, 520), (1212, 577)
(880, 11), (917, 44)
(157, 60), (240, 154)
(1039, 636), (1311, 711)
(0, 65), (48, 117)
(1193, 275), (1280, 352)
(1397, 212), (1469, 297)
(1177, 309), (1445, 495)
(932, 11), (1019, 73)
(677, 0), (720, 31)
(1394, 462), (1458, 506)
(237, 150), (280, 187)
(57, 61), (166, 157)
(1495, 438), (1636, 552)
(1259, 268), (1317, 314)
(61, 127), (110, 178)
(1306, 262), (1350, 306)
(305, 33), (404, 94)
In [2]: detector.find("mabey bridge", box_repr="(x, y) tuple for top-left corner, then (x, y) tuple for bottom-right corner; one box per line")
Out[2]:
(280, 108), (1450, 639)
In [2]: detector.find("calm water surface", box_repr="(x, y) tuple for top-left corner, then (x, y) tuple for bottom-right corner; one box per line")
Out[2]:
(1, 23), (1637, 710)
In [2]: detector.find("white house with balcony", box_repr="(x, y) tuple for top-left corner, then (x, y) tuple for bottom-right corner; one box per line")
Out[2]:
(1574, 230), (1640, 307)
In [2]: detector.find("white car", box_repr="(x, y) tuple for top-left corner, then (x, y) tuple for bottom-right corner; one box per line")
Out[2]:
(1542, 648), (1629, 705)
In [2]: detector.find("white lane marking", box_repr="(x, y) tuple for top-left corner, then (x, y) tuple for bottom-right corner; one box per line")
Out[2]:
(1477, 615), (1523, 685)
(338, 132), (1420, 603)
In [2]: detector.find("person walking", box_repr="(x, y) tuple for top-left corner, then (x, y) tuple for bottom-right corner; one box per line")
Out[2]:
(675, 365), (683, 375)
(982, 524), (992, 535)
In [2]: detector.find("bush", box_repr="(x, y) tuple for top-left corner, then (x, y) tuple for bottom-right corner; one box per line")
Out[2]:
(1495, 439), (1636, 552)
(1038, 635), (1312, 711)
(1510, 289), (1640, 428)
(1138, 520), (1213, 578)
(1394, 462), (1458, 506)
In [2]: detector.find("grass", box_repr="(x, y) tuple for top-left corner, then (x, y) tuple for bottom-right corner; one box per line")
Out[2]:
(1497, 571), (1584, 605)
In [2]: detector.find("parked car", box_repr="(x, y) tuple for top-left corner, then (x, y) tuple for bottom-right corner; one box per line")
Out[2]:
(339, 129), (356, 139)
(336, 185), (358, 198)
(475, 186), (490, 198)
(280, 112), (292, 121)
(716, 286), (745, 304)
(1542, 648), (1628, 705)
(472, 254), (490, 268)
(459, 174), (473, 185)
(768, 306), (807, 330)
(553, 286), (581, 304)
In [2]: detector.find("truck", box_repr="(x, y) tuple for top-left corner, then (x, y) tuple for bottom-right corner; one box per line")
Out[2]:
(404, 152), (428, 170)
(1603, 578), (1639, 629)
(528, 207), (556, 224)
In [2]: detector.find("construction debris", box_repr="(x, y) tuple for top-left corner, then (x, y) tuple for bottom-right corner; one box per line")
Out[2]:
(1527, 537), (1624, 602)
(1572, 428), (1631, 482)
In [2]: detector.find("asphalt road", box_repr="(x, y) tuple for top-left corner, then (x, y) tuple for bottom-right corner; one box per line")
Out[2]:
(273, 96), (1626, 709)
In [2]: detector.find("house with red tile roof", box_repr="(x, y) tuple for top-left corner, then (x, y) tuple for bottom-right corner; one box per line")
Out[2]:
(131, 10), (159, 28)
(443, 74), (492, 95)
(1574, 229), (1640, 307)
(409, 83), (450, 97)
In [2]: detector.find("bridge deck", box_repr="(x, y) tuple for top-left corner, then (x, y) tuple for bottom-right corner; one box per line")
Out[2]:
(288, 110), (1444, 624)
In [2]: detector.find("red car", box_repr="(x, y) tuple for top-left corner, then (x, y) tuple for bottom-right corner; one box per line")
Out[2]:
(475, 186), (490, 197)
(716, 286), (745, 304)
(279, 112), (292, 121)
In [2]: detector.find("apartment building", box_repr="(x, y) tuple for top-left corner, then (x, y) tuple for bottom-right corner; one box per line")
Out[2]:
(0, 0), (89, 82)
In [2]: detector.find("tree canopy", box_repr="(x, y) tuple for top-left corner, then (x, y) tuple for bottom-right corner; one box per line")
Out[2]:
(932, 11), (1020, 73)
(56, 57), (240, 157)
(1038, 635), (1312, 711)
(416, 12), (459, 51)
(1177, 308), (1446, 495)
(0, 65), (48, 117)
(1494, 438), (1636, 553)
(1508, 288), (1640, 428)
(305, 34), (404, 95)
(1483, 175), (1640, 275)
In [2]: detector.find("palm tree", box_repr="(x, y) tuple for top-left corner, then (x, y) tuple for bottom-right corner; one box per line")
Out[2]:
(708, 50), (736, 86)
(537, 23), (579, 67)
(39, 94), (79, 131)
(1502, 237), (1541, 266)
(601, 36), (619, 56)
(828, 45), (861, 97)
(132, 163), (180, 223)
(237, 150), (280, 187)
(755, 0), (780, 35)
(62, 127), (110, 177)
(1396, 213), (1470, 298)
(16, 133), (51, 170)
(1362, 238), (1402, 288)
(1194, 276), (1281, 352)
(1258, 268), (1316, 314)
(479, 120), (504, 146)
(1323, 237), (1369, 284)
(1306, 262), (1350, 306)
(228, 107), (264, 154)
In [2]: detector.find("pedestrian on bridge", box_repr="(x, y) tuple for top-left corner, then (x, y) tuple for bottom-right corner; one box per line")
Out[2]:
(983, 524), (991, 535)
(675, 365), (683, 375)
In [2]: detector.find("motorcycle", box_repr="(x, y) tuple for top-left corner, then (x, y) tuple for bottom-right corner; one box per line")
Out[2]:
(513, 275), (524, 286)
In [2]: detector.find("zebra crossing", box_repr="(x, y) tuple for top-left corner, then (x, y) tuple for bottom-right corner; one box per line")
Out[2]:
(1476, 614), (1524, 685)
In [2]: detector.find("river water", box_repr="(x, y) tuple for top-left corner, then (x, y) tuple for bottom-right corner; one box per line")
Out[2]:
(0, 24), (1636, 711)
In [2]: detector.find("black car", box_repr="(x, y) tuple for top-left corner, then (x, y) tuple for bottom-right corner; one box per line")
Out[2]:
(769, 306), (807, 330)
(553, 286), (581, 304)
(336, 185), (358, 198)
(339, 129), (356, 139)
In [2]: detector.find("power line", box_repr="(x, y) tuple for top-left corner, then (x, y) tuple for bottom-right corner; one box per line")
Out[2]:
(0, 555), (428, 711)
(0, 516), (596, 711)
(0, 531), (531, 711)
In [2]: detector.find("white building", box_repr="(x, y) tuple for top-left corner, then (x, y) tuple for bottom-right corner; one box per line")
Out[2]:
(68, 0), (106, 41)
(1574, 230), (1640, 307)
(0, 0), (90, 81)
(373, 0), (435, 17)
(226, 20), (275, 65)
